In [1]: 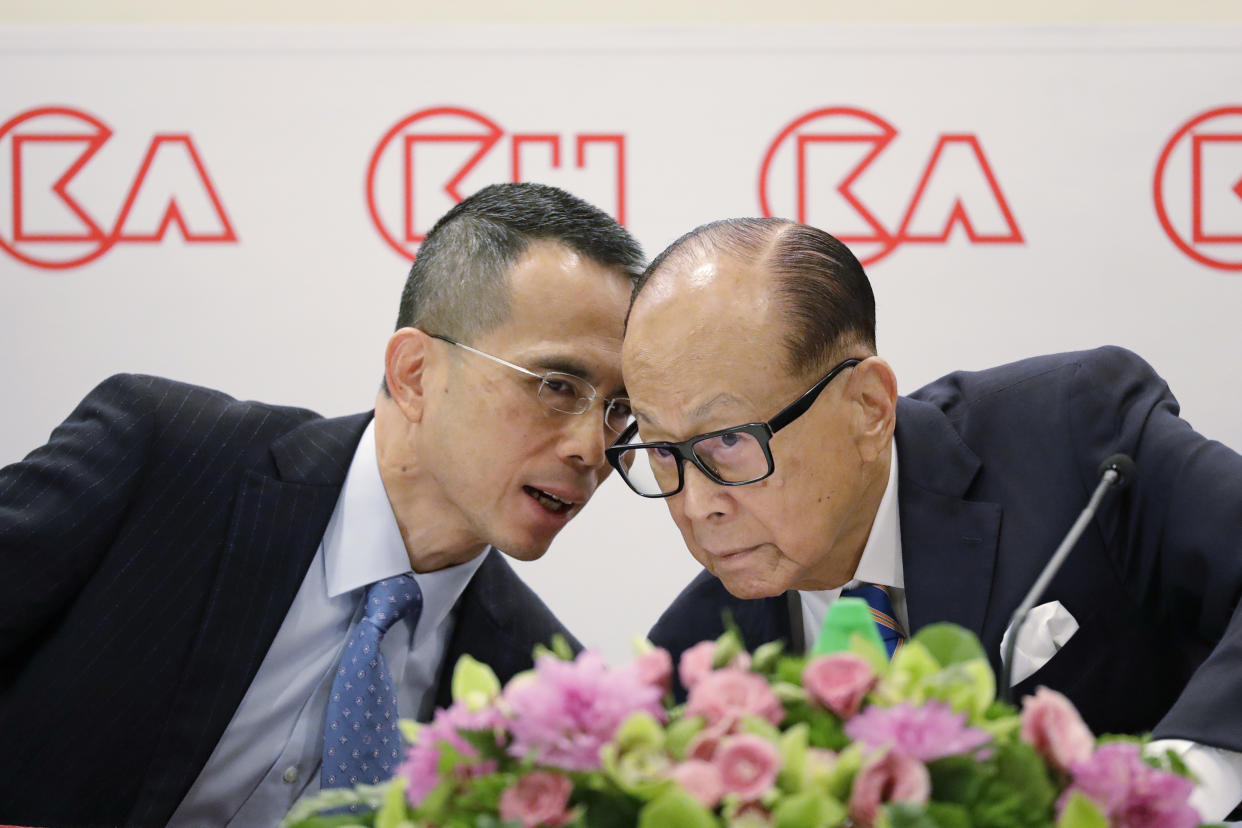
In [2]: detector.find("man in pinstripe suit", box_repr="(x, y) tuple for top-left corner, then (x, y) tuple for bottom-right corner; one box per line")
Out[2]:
(0, 183), (644, 827)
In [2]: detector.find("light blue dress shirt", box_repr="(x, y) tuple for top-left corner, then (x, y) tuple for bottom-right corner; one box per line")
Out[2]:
(168, 421), (485, 827)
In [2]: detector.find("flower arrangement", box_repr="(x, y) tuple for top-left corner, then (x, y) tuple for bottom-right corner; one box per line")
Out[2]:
(283, 616), (1208, 828)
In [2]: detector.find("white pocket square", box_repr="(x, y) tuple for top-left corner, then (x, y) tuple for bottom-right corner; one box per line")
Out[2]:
(999, 600), (1079, 687)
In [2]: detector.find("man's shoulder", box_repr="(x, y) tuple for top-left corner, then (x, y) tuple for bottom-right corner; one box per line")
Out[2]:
(907, 346), (1160, 416)
(649, 570), (779, 654)
(91, 373), (324, 427)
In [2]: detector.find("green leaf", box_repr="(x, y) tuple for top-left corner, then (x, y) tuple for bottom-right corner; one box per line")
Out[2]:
(576, 785), (643, 828)
(969, 740), (1057, 827)
(664, 715), (706, 761)
(886, 802), (972, 828)
(771, 790), (847, 828)
(927, 755), (986, 806)
(777, 722), (810, 793)
(637, 789), (718, 828)
(374, 776), (411, 828)
(613, 711), (667, 752)
(911, 624), (987, 667)
(781, 700), (848, 750)
(451, 654), (502, 709)
(775, 655), (809, 685)
(283, 816), (373, 828)
(752, 640), (786, 674)
(397, 719), (421, 745)
(713, 627), (747, 668)
(1056, 792), (1108, 828)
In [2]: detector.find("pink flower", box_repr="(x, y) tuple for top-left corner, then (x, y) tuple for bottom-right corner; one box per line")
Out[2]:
(1020, 686), (1095, 773)
(670, 759), (725, 808)
(504, 651), (665, 771)
(844, 701), (992, 762)
(802, 653), (877, 718)
(679, 640), (751, 691)
(685, 668), (784, 734)
(714, 733), (782, 801)
(629, 647), (674, 696)
(849, 749), (931, 827)
(398, 700), (505, 807)
(498, 770), (574, 828)
(1060, 742), (1200, 828)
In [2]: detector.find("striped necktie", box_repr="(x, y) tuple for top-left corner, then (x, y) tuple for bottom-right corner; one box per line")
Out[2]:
(840, 582), (906, 657)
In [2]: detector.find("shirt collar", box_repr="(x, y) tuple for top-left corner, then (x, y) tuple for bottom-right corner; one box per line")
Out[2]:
(321, 420), (487, 638)
(851, 442), (904, 590)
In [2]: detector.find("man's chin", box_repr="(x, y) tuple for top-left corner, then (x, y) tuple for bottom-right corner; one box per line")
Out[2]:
(716, 571), (787, 601)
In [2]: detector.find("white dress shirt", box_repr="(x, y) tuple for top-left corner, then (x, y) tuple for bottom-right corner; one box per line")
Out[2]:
(798, 442), (1242, 820)
(168, 420), (485, 827)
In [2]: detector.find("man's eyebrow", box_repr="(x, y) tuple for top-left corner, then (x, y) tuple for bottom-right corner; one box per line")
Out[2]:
(528, 356), (594, 379)
(636, 392), (748, 434)
(689, 392), (748, 421)
(526, 356), (627, 396)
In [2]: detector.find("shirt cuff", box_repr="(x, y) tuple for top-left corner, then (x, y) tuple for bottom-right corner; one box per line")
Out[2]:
(1146, 738), (1242, 821)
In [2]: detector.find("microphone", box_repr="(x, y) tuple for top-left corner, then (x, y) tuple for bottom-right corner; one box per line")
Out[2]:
(999, 453), (1136, 702)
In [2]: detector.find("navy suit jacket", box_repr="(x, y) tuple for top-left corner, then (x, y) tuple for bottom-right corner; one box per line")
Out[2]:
(650, 347), (1242, 752)
(0, 374), (579, 827)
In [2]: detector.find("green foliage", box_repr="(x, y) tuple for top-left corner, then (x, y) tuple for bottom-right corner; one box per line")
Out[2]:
(928, 741), (1059, 828)
(576, 785), (643, 828)
(771, 790), (847, 828)
(664, 714), (705, 761)
(912, 624), (987, 667)
(774, 655), (809, 686)
(451, 655), (502, 710)
(1055, 792), (1107, 828)
(780, 698), (848, 750)
(636, 788), (718, 828)
(751, 640), (786, 675)
(532, 633), (577, 662)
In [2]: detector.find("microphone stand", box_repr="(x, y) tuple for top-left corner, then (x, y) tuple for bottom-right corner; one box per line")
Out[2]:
(1000, 455), (1133, 703)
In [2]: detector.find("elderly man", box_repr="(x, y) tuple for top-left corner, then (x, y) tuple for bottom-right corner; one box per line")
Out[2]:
(609, 217), (1242, 819)
(0, 183), (643, 827)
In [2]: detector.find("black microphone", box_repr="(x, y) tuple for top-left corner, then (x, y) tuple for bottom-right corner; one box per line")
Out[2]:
(1000, 453), (1136, 702)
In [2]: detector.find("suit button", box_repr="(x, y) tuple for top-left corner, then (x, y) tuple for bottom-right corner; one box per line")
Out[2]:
(282, 766), (299, 784)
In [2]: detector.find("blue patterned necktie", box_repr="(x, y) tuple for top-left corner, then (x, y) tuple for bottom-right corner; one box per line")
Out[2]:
(321, 574), (422, 789)
(841, 582), (906, 657)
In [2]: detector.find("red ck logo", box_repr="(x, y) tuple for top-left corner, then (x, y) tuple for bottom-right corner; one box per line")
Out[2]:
(0, 106), (236, 270)
(758, 107), (1023, 266)
(366, 106), (627, 261)
(1154, 106), (1242, 272)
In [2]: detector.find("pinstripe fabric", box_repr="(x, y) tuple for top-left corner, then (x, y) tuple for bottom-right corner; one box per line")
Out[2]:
(0, 374), (582, 828)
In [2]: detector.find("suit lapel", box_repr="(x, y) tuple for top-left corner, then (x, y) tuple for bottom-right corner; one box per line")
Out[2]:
(132, 412), (371, 825)
(894, 397), (1001, 639)
(427, 549), (534, 717)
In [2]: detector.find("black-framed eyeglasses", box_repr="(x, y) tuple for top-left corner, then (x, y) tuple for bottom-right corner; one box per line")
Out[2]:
(427, 334), (634, 435)
(604, 357), (862, 497)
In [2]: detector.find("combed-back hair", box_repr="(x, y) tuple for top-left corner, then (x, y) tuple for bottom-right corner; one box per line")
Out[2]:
(635, 218), (876, 374)
(394, 182), (645, 341)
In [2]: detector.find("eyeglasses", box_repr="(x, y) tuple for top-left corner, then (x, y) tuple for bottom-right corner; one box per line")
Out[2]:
(427, 334), (634, 435)
(604, 357), (862, 497)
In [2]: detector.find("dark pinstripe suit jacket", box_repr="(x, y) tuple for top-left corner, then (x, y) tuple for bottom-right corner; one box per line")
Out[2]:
(0, 374), (579, 828)
(651, 348), (1242, 753)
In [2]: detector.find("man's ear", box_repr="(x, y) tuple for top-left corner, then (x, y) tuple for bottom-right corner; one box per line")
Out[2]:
(849, 356), (898, 463)
(384, 328), (431, 423)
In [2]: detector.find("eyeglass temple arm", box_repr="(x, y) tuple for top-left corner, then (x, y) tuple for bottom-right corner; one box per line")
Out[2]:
(767, 358), (862, 434)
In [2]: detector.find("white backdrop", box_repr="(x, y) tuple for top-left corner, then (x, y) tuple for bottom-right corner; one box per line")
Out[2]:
(2, 25), (1241, 663)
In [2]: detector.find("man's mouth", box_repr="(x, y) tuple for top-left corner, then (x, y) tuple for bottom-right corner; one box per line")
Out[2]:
(524, 485), (576, 515)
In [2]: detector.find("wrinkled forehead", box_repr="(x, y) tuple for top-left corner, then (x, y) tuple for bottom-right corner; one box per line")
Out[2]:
(622, 254), (794, 434)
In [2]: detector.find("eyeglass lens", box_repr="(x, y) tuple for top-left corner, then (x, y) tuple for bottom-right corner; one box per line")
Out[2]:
(613, 429), (768, 495)
(535, 372), (633, 434)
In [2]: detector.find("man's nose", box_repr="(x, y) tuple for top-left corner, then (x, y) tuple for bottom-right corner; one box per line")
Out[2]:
(677, 461), (730, 521)
(558, 404), (609, 468)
